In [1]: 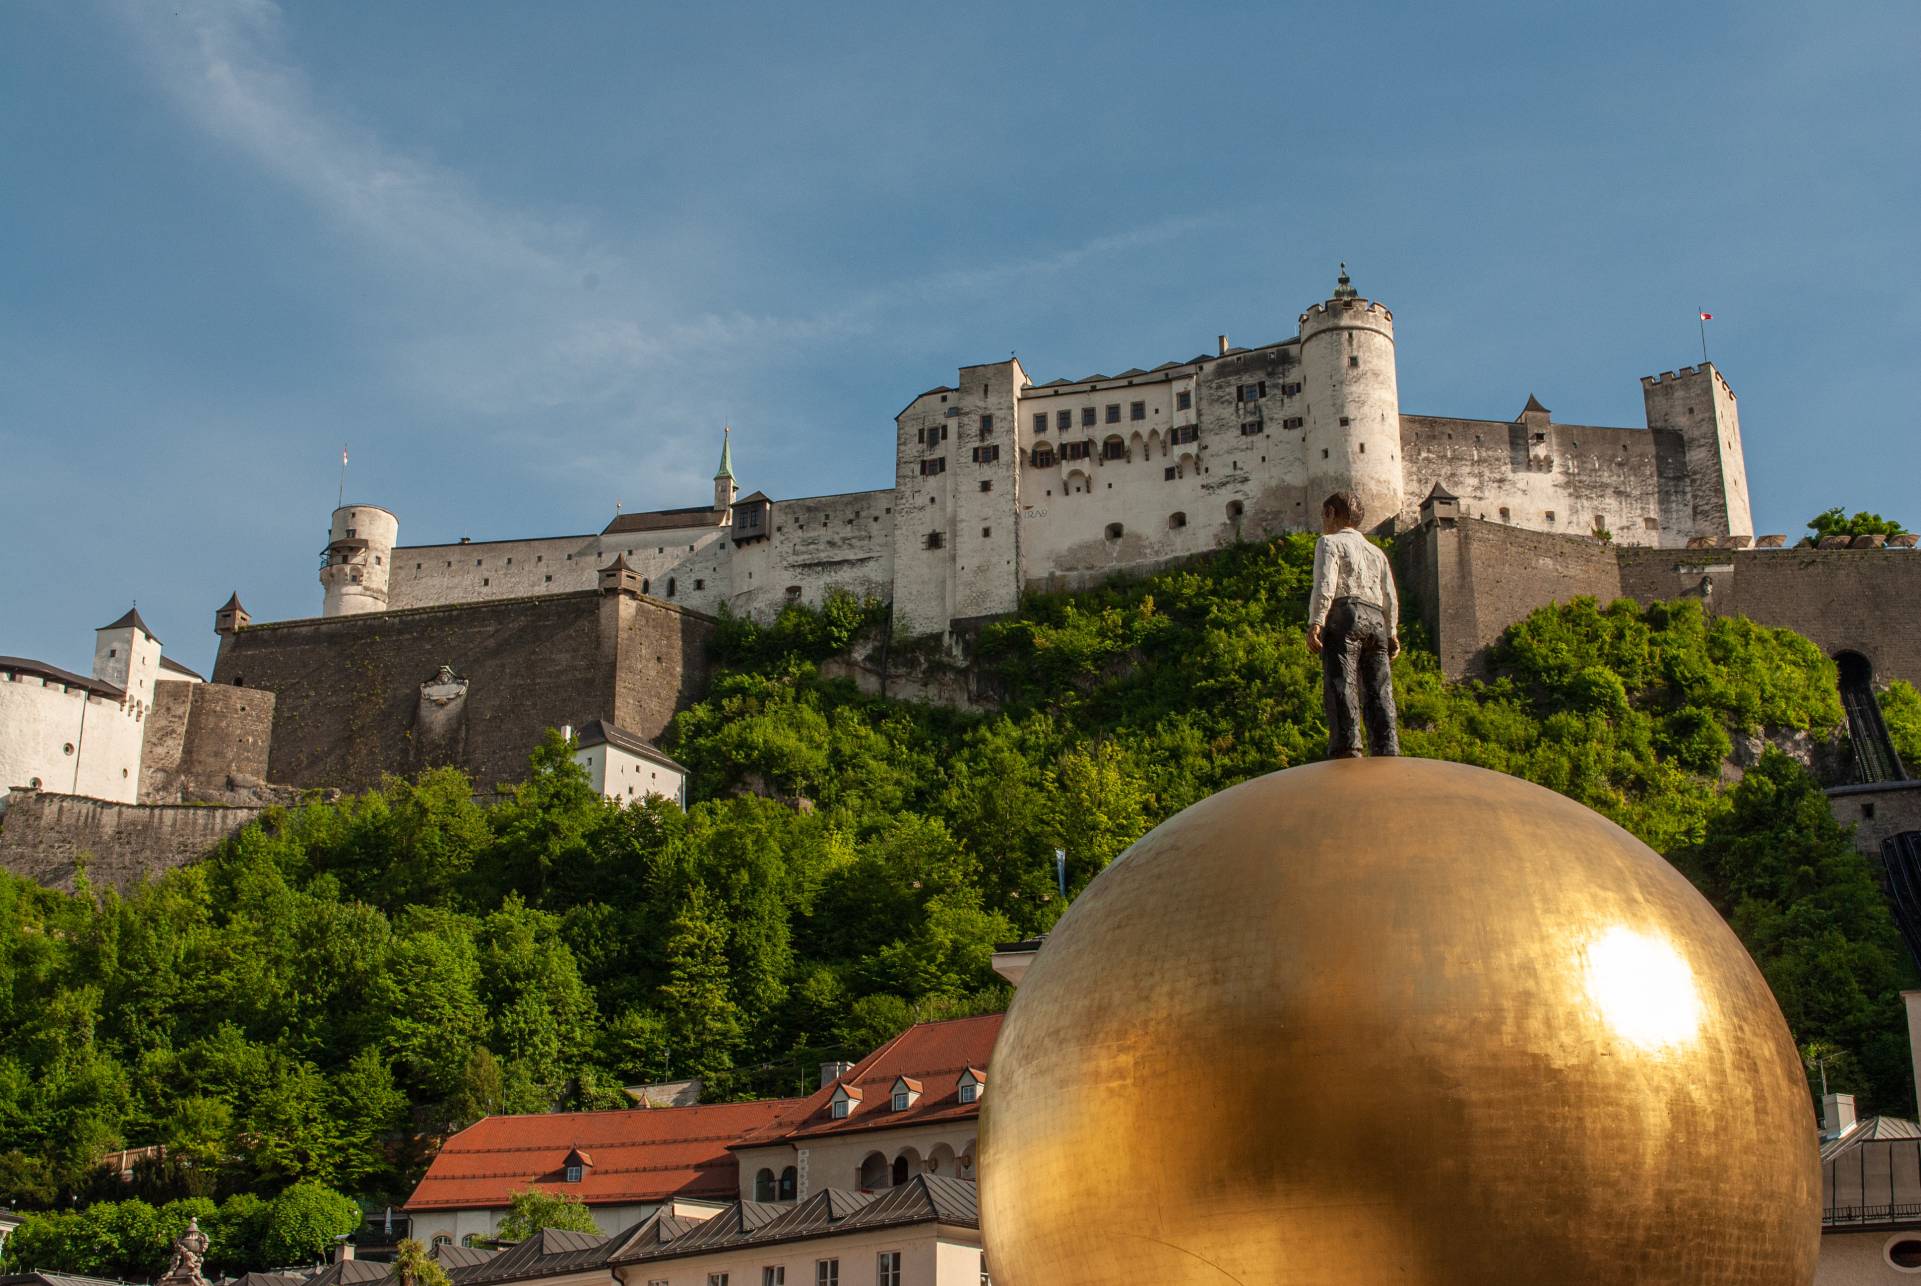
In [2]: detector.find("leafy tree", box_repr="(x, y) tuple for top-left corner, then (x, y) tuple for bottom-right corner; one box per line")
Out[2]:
(1809, 507), (1908, 540)
(494, 1187), (600, 1241)
(655, 887), (746, 1081)
(259, 1182), (360, 1267)
(394, 1237), (453, 1286)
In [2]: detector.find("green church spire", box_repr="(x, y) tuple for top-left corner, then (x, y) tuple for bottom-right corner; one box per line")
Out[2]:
(715, 425), (735, 480)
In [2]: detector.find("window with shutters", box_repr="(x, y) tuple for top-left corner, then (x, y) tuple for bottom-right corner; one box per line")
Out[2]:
(1282, 416), (1304, 430)
(920, 457), (946, 476)
(1171, 425), (1198, 445)
(1060, 441), (1091, 461)
(1240, 420), (1265, 436)
(972, 445), (1000, 464)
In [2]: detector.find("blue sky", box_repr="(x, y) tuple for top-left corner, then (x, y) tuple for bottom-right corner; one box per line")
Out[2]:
(3, 0), (1917, 676)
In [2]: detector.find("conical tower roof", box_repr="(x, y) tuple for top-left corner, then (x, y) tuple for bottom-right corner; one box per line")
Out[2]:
(714, 426), (735, 480)
(99, 605), (159, 644)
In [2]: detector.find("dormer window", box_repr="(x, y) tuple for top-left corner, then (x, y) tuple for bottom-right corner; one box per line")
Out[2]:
(565, 1163), (583, 1182)
(957, 1068), (986, 1105)
(563, 1147), (592, 1182)
(829, 1083), (863, 1120)
(890, 1077), (922, 1111)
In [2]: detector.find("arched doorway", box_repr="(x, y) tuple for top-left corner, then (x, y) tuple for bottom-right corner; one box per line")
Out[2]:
(858, 1151), (889, 1190)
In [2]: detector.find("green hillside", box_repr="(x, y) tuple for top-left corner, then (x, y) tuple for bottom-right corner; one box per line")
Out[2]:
(0, 534), (1912, 1250)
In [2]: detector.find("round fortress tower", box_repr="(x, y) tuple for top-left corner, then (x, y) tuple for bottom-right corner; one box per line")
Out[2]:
(319, 503), (398, 616)
(1298, 266), (1404, 533)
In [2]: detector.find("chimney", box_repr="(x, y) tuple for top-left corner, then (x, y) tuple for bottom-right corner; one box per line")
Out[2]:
(1217, 334), (1229, 356)
(332, 1239), (355, 1264)
(820, 1060), (855, 1090)
(1822, 1092), (1857, 1136)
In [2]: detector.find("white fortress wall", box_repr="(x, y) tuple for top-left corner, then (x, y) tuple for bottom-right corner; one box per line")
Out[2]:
(388, 533), (603, 609)
(1399, 416), (1669, 545)
(731, 488), (896, 619)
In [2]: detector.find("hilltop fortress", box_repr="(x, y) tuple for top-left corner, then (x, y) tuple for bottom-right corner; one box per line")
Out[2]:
(12, 266), (1921, 890)
(311, 268), (1751, 640)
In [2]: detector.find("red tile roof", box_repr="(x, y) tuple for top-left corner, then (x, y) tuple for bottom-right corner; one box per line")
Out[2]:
(405, 1100), (803, 1211)
(735, 1014), (1004, 1147)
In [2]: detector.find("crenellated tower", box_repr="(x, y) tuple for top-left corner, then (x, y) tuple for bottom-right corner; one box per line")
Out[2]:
(319, 504), (398, 616)
(1641, 363), (1752, 546)
(1298, 266), (1405, 532)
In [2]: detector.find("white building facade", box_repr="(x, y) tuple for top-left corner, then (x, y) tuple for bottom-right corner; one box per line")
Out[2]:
(0, 609), (184, 806)
(303, 269), (1752, 641)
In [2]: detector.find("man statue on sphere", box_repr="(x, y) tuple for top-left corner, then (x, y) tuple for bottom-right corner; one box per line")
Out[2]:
(1306, 491), (1401, 758)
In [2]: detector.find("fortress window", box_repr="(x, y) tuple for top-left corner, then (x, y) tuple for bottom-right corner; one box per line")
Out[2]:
(1349, 355), (1360, 368)
(416, 563), (422, 569)
(1034, 412), (1048, 433)
(925, 531), (945, 550)
(1283, 417), (1303, 430)
(476, 558), (483, 565)
(375, 555), (383, 566)
(1237, 382), (1266, 401)
(695, 579), (705, 590)
(1227, 500), (1245, 520)
(642, 579), (651, 594)
(1130, 401), (1146, 421)
(980, 413), (994, 435)
(667, 578), (677, 596)
(346, 528), (356, 538)
(1164, 467), (1178, 481)
(1082, 407), (1098, 427)
(1102, 438), (1128, 461)
(1282, 382), (1303, 396)
(1032, 449), (1056, 467)
(1339, 417), (1351, 427)
(920, 457), (947, 476)
(1105, 523), (1124, 540)
(1060, 441), (1091, 461)
(980, 480), (993, 493)
(1177, 390), (1192, 411)
(1499, 507), (1511, 522)
(973, 445), (1000, 464)
(982, 526), (992, 538)
(1169, 512), (1187, 529)
(1322, 449), (1329, 459)
(1544, 511), (1556, 523)
(482, 578), (490, 586)
(1106, 403), (1121, 423)
(1359, 443), (1365, 453)
(1171, 425), (1199, 445)
(545, 575), (553, 583)
(1057, 410), (1073, 431)
(1240, 421), (1264, 436)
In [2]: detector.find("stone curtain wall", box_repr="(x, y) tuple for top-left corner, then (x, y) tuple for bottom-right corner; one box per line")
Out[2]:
(140, 682), (275, 803)
(1619, 546), (1921, 685)
(214, 591), (716, 794)
(0, 791), (264, 892)
(1396, 516), (1624, 677)
(1403, 519), (1921, 683)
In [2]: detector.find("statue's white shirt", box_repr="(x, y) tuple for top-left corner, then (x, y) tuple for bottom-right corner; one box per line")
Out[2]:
(1308, 528), (1399, 635)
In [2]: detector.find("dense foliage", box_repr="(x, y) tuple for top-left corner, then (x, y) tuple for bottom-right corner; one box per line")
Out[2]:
(1809, 507), (1909, 540)
(0, 535), (1910, 1260)
(494, 1187), (600, 1241)
(3, 1182), (358, 1278)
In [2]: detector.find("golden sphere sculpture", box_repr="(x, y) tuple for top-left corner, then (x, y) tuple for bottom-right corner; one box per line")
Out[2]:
(980, 758), (1819, 1285)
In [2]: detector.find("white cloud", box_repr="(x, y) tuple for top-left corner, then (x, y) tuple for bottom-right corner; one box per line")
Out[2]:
(115, 0), (1215, 509)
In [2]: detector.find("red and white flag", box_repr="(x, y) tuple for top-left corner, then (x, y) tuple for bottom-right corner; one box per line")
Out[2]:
(342, 447), (349, 465)
(1699, 311), (1713, 321)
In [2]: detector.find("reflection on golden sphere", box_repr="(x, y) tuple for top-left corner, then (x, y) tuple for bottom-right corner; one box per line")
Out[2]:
(980, 758), (1819, 1285)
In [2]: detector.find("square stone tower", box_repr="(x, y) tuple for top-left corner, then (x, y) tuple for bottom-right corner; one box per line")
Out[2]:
(1642, 363), (1752, 544)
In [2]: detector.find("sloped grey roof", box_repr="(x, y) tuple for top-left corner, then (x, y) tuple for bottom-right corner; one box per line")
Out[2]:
(613, 1176), (977, 1266)
(461, 1226), (614, 1285)
(159, 656), (205, 680)
(432, 1244), (500, 1273)
(574, 720), (687, 773)
(1822, 1115), (1921, 1161)
(301, 1258), (394, 1286)
(0, 657), (123, 700)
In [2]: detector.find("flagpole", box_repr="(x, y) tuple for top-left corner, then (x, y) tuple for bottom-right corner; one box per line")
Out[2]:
(1698, 311), (1709, 365)
(339, 445), (348, 508)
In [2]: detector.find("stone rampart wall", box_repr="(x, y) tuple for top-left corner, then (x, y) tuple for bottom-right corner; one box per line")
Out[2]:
(0, 791), (265, 891)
